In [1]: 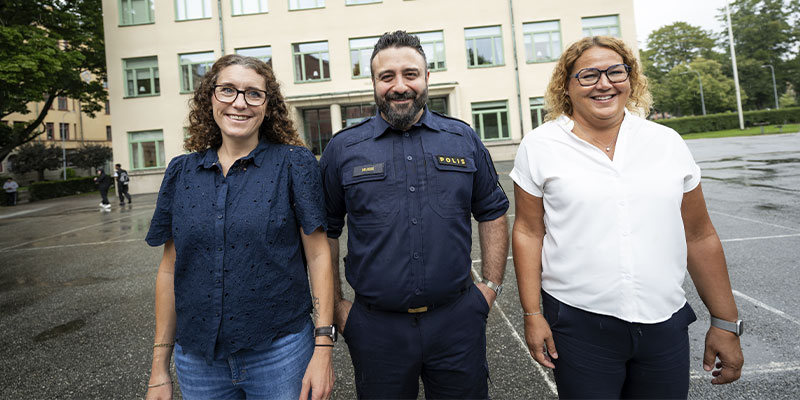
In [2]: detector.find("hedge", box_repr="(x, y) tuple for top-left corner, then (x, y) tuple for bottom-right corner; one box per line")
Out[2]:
(28, 177), (114, 202)
(655, 107), (800, 134)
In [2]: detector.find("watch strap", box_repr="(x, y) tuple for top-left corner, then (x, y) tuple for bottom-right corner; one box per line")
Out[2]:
(480, 278), (503, 296)
(314, 325), (338, 342)
(710, 316), (743, 336)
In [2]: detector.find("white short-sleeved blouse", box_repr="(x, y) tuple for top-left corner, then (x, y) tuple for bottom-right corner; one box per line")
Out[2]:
(510, 111), (701, 323)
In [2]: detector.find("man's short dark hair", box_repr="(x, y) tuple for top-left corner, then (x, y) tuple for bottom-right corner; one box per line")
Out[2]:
(370, 30), (427, 78)
(115, 163), (121, 168)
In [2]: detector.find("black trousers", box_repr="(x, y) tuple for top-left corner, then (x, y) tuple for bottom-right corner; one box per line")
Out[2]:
(344, 283), (490, 400)
(118, 184), (131, 203)
(542, 290), (696, 399)
(99, 188), (109, 205)
(5, 192), (16, 206)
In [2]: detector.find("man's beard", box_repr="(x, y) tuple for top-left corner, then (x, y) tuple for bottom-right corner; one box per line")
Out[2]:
(375, 87), (428, 130)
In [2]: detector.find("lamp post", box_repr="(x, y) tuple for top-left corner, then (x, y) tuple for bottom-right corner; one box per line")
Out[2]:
(60, 111), (68, 180)
(761, 64), (779, 109)
(680, 69), (706, 116)
(726, 1), (745, 129)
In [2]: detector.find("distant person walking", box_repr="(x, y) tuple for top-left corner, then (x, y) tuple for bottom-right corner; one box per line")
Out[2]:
(114, 163), (131, 206)
(94, 168), (112, 210)
(3, 177), (18, 206)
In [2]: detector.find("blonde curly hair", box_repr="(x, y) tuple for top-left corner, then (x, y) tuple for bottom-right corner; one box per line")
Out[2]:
(184, 54), (304, 152)
(544, 36), (652, 121)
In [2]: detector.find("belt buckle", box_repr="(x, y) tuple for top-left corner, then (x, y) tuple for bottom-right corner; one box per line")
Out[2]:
(407, 306), (428, 313)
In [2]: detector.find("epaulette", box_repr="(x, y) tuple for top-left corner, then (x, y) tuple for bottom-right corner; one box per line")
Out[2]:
(431, 110), (471, 127)
(334, 116), (373, 135)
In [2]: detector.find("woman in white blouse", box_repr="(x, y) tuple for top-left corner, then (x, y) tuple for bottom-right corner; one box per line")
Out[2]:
(511, 36), (743, 398)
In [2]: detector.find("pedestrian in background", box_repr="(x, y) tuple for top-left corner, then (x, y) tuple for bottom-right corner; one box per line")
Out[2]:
(114, 163), (131, 206)
(94, 168), (111, 210)
(3, 177), (18, 206)
(145, 54), (335, 400)
(320, 31), (509, 399)
(511, 36), (743, 399)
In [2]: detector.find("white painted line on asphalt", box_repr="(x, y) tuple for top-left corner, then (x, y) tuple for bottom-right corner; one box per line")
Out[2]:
(732, 290), (800, 326)
(1, 238), (142, 253)
(0, 206), (52, 220)
(721, 233), (800, 242)
(471, 265), (558, 396)
(710, 210), (800, 232)
(690, 361), (800, 379)
(0, 209), (153, 252)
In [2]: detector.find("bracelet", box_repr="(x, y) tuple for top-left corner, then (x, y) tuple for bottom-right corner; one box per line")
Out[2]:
(315, 344), (334, 347)
(523, 311), (542, 317)
(153, 342), (174, 348)
(147, 380), (172, 388)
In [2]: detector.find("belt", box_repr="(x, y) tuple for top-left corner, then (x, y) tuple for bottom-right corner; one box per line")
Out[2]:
(355, 282), (471, 314)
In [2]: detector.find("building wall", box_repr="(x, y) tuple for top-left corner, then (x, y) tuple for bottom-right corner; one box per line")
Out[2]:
(101, 0), (637, 194)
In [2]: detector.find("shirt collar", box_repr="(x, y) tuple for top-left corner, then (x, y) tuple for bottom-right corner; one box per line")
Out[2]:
(374, 106), (440, 138)
(200, 139), (270, 169)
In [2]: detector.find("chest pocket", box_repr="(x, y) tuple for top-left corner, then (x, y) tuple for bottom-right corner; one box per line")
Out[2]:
(428, 154), (477, 218)
(342, 161), (398, 227)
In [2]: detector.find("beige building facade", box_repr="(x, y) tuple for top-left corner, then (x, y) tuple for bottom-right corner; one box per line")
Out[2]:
(101, 0), (637, 194)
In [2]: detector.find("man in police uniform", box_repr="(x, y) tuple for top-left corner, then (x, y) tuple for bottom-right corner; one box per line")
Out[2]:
(320, 31), (509, 399)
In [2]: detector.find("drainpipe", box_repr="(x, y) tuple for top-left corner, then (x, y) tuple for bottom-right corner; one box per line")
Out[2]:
(507, 0), (524, 139)
(217, 0), (225, 55)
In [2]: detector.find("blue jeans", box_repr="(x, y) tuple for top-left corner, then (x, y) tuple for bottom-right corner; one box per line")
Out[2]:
(174, 319), (313, 400)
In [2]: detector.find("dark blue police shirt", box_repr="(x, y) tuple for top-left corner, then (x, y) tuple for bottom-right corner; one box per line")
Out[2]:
(320, 108), (508, 311)
(146, 140), (326, 362)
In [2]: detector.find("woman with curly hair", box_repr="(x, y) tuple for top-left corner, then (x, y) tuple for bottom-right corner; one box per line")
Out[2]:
(145, 54), (335, 400)
(511, 36), (743, 398)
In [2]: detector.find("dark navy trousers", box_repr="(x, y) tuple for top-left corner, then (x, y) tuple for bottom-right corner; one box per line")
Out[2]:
(343, 283), (490, 400)
(542, 290), (697, 399)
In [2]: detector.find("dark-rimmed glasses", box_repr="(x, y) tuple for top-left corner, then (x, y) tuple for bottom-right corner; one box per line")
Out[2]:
(573, 64), (631, 86)
(213, 85), (268, 106)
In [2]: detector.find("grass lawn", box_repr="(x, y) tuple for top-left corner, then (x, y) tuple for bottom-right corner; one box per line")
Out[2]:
(682, 124), (799, 140)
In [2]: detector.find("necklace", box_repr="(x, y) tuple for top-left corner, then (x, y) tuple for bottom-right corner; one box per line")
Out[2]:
(573, 122), (619, 153)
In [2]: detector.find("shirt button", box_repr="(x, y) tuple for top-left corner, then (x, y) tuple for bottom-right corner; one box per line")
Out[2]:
(406, 155), (413, 161)
(415, 289), (421, 295)
(413, 252), (419, 259)
(217, 247), (222, 251)
(216, 312), (220, 316)
(411, 218), (418, 225)
(409, 186), (416, 192)
(217, 215), (223, 219)
(403, 132), (410, 138)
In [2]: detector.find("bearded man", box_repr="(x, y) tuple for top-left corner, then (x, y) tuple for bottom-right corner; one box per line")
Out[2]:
(320, 30), (509, 400)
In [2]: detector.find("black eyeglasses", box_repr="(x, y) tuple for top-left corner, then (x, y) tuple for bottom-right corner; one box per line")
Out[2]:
(573, 64), (631, 86)
(213, 85), (268, 106)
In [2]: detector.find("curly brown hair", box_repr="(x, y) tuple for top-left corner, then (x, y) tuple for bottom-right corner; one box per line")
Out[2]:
(544, 36), (652, 121)
(184, 54), (304, 152)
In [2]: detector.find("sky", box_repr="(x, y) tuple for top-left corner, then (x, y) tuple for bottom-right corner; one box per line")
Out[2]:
(634, 0), (730, 49)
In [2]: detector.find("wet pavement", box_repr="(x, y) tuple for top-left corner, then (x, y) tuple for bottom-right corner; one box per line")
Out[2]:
(1, 132), (799, 399)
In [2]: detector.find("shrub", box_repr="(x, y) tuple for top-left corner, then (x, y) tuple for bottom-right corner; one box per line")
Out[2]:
(655, 107), (800, 134)
(28, 177), (114, 202)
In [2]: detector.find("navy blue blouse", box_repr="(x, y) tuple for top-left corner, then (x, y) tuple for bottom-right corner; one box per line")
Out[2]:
(146, 140), (326, 362)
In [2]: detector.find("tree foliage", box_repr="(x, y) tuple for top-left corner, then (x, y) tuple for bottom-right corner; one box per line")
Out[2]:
(644, 22), (717, 81)
(0, 0), (106, 162)
(10, 142), (62, 181)
(651, 59), (743, 116)
(71, 143), (112, 171)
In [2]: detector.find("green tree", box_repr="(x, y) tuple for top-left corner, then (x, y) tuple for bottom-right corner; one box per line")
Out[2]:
(0, 0), (106, 163)
(71, 144), (112, 171)
(652, 59), (743, 116)
(643, 22), (719, 81)
(10, 142), (62, 181)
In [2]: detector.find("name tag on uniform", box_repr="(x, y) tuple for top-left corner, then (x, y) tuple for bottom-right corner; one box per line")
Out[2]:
(353, 162), (384, 177)
(436, 155), (467, 167)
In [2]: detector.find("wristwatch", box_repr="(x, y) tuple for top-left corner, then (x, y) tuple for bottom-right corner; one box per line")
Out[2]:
(710, 316), (744, 336)
(314, 325), (338, 342)
(479, 278), (503, 297)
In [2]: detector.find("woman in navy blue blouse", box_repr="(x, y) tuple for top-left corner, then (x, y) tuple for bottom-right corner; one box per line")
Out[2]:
(145, 54), (335, 400)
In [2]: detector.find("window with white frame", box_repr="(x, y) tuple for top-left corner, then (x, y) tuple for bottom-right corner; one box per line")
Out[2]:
(523, 21), (561, 63)
(289, 0), (324, 10)
(59, 123), (70, 140)
(179, 51), (215, 92)
(415, 31), (446, 71)
(293, 41), (330, 82)
(46, 123), (54, 140)
(465, 26), (504, 67)
(119, 0), (155, 26)
(176, 0), (212, 20)
(471, 101), (509, 140)
(232, 0), (268, 15)
(129, 130), (165, 169)
(529, 97), (547, 130)
(124, 56), (160, 97)
(236, 46), (272, 66)
(582, 15), (620, 37)
(349, 36), (379, 78)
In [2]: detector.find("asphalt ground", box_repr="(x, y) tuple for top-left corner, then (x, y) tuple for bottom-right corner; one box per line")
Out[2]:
(0, 132), (798, 399)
